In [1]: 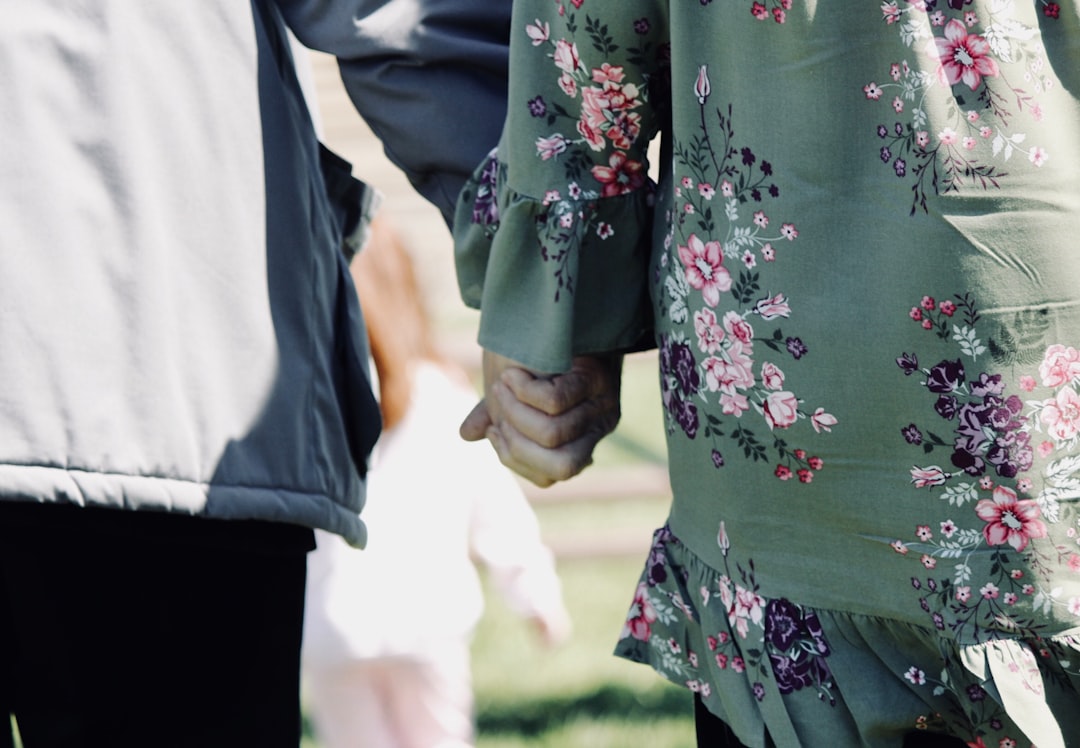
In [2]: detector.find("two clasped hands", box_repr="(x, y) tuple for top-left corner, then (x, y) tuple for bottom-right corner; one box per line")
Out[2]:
(460, 351), (623, 487)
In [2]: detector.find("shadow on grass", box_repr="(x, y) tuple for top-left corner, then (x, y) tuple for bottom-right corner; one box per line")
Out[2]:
(475, 683), (690, 736)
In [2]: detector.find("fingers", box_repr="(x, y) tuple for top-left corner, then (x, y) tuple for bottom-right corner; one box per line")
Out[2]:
(485, 417), (600, 487)
(489, 380), (604, 449)
(459, 400), (493, 442)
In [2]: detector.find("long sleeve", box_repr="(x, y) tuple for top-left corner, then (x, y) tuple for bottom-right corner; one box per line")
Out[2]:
(276, 0), (513, 224)
(452, 2), (669, 373)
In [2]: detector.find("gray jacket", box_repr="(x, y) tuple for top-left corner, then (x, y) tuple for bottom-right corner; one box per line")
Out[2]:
(0, 1), (510, 546)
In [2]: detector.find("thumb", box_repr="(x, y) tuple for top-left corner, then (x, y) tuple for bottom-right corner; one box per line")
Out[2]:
(459, 399), (493, 441)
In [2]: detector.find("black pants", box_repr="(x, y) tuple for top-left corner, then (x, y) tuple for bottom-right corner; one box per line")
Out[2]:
(0, 502), (313, 748)
(694, 695), (969, 747)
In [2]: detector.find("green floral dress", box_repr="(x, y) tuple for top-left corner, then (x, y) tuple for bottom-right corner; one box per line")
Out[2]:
(453, 2), (1080, 745)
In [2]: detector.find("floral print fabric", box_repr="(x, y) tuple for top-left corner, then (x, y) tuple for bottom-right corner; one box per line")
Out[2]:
(453, 1), (1080, 745)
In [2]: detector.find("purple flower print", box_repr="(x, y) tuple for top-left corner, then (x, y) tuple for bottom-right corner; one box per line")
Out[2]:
(902, 424), (923, 445)
(670, 340), (701, 396)
(711, 449), (725, 468)
(967, 684), (987, 702)
(669, 393), (700, 439)
(934, 395), (959, 420)
(897, 352), (919, 375)
(741, 147), (756, 166)
(761, 161), (772, 176)
(770, 652), (820, 695)
(633, 17), (650, 33)
(894, 158), (906, 178)
(926, 359), (965, 393)
(765, 598), (803, 650)
(786, 337), (807, 359)
(471, 156), (500, 225)
(877, 124), (888, 138)
(527, 96), (547, 117)
(970, 372), (1005, 398)
(752, 682), (765, 701)
(880, 146), (892, 163)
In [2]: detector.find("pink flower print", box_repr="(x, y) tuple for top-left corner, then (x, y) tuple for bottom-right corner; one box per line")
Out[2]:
(723, 312), (754, 344)
(698, 183), (715, 200)
(1029, 146), (1049, 167)
(720, 180), (734, 197)
(684, 204), (695, 215)
(808, 456), (823, 470)
(742, 250), (757, 269)
(979, 475), (994, 490)
(979, 126), (993, 138)
(966, 110), (980, 123)
(962, 136), (976, 151)
(776, 465), (793, 481)
(751, 2), (768, 20)
(780, 223), (798, 240)
(1010, 569), (1024, 579)
(543, 189), (561, 205)
(682, 176), (694, 189)
(559, 72), (578, 98)
(721, 391), (751, 416)
(938, 300), (956, 316)
(940, 519), (957, 538)
(1069, 554), (1080, 573)
(915, 130), (930, 148)
(694, 65), (711, 105)
(797, 468), (813, 483)
(728, 585), (764, 640)
(761, 243), (776, 262)
(910, 307), (924, 322)
(1069, 597), (1080, 616)
(975, 485), (1048, 552)
(1003, 592), (1018, 605)
(931, 19), (1000, 91)
(1019, 375), (1037, 392)
(810, 408), (837, 433)
(763, 391), (800, 430)
(1041, 386), (1080, 442)
(553, 39), (581, 74)
(761, 362), (785, 391)
(939, 127), (958, 145)
(916, 525), (933, 541)
(717, 521), (730, 555)
(755, 293), (791, 320)
(753, 210), (769, 228)
(1017, 478), (1032, 493)
(956, 585), (972, 602)
(999, 739), (1017, 748)
(1038, 440), (1054, 458)
(704, 354), (754, 396)
(526, 19), (550, 46)
(592, 63), (625, 85)
(694, 308), (725, 354)
(536, 134), (569, 160)
(892, 96), (905, 113)
(964, 11), (977, 27)
(864, 82), (884, 100)
(716, 653), (729, 669)
(890, 63), (902, 81)
(980, 582), (999, 599)
(1022, 583), (1035, 595)
(622, 582), (658, 641)
(678, 234), (731, 307)
(921, 296), (936, 311)
(591, 152), (646, 197)
(772, 7), (786, 23)
(921, 554), (937, 569)
(596, 222), (614, 239)
(881, 2), (901, 24)
(911, 465), (948, 488)
(732, 657), (746, 673)
(559, 213), (573, 229)
(930, 10), (946, 26)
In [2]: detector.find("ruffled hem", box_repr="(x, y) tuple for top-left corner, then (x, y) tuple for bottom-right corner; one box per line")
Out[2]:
(453, 150), (655, 374)
(614, 525), (1080, 748)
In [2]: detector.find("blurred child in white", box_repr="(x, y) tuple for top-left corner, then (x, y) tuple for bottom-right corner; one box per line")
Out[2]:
(301, 216), (572, 748)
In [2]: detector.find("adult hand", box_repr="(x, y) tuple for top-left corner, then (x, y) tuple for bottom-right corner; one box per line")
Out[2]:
(460, 351), (622, 487)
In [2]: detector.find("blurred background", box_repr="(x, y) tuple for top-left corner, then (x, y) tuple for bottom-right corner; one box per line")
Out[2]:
(303, 52), (692, 748)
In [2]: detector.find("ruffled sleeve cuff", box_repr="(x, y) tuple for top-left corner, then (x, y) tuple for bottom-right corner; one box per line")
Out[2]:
(453, 150), (655, 374)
